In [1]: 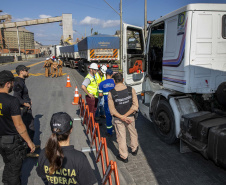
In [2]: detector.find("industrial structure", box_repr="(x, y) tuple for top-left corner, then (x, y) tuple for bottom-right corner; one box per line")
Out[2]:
(0, 12), (73, 56)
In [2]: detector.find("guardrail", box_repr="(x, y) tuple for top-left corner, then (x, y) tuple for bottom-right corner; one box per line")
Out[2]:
(78, 94), (120, 185)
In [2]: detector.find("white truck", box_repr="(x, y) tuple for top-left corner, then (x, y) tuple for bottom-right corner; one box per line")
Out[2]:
(123, 3), (226, 168)
(49, 45), (62, 57)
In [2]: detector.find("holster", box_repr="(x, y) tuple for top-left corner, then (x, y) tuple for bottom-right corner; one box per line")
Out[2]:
(1, 135), (28, 161)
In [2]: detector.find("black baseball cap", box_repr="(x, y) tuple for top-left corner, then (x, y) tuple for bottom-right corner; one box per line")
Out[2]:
(0, 70), (15, 83)
(16, 65), (30, 74)
(50, 112), (73, 135)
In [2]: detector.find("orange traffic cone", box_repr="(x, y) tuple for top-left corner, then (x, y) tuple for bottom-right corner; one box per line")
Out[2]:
(72, 86), (79, 105)
(66, 75), (72, 87)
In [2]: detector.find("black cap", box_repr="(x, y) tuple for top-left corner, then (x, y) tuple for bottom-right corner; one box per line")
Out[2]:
(16, 65), (30, 74)
(106, 69), (113, 75)
(50, 112), (73, 135)
(0, 70), (15, 83)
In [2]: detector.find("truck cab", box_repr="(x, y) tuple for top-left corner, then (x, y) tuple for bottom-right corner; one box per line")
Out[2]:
(123, 3), (226, 168)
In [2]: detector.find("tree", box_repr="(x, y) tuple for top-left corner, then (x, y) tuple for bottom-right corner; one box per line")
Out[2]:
(93, 31), (98, 35)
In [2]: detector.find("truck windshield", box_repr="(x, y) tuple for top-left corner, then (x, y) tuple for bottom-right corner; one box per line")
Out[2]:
(127, 28), (143, 54)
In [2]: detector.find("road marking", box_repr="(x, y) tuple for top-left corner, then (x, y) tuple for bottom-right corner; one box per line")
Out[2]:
(11, 60), (67, 77)
(11, 60), (45, 74)
(13, 73), (67, 77)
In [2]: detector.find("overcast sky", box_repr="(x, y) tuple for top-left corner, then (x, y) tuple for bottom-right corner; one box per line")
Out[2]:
(1, 0), (225, 45)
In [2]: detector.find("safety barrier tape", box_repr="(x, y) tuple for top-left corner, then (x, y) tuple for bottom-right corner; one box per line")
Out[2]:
(78, 94), (120, 185)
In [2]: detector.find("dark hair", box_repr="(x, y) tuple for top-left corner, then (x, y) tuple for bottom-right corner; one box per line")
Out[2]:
(45, 128), (71, 175)
(112, 72), (123, 83)
(0, 81), (7, 88)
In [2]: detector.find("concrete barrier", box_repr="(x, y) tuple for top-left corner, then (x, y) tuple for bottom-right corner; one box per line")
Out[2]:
(0, 56), (14, 63)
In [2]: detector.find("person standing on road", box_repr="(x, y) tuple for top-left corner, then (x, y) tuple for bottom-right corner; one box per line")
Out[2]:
(0, 70), (35, 185)
(13, 65), (39, 157)
(108, 73), (139, 163)
(95, 65), (107, 120)
(43, 58), (51, 77)
(58, 58), (63, 77)
(99, 69), (115, 136)
(81, 63), (99, 119)
(36, 112), (97, 185)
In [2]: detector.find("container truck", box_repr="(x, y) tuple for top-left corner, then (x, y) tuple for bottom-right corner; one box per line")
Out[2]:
(77, 34), (119, 74)
(60, 44), (80, 68)
(122, 3), (226, 168)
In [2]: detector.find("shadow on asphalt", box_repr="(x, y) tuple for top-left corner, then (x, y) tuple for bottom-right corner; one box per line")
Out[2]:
(21, 114), (43, 185)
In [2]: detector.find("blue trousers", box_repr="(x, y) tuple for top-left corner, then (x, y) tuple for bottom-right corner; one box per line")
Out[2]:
(104, 102), (113, 134)
(95, 96), (105, 117)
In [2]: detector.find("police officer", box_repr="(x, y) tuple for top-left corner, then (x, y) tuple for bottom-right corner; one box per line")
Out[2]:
(13, 65), (39, 157)
(108, 73), (139, 163)
(36, 112), (97, 185)
(98, 69), (115, 136)
(95, 65), (107, 120)
(0, 70), (35, 185)
(81, 63), (99, 117)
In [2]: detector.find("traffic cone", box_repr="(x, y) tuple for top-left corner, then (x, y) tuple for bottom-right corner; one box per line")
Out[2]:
(66, 75), (72, 87)
(72, 86), (79, 105)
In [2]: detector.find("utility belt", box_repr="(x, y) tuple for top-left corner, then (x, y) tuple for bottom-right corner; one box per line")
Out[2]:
(0, 134), (28, 160)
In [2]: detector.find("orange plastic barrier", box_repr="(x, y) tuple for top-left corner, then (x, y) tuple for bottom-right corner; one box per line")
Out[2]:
(78, 94), (120, 185)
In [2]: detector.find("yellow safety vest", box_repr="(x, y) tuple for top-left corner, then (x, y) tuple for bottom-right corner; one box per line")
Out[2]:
(85, 73), (98, 98)
(96, 73), (106, 84)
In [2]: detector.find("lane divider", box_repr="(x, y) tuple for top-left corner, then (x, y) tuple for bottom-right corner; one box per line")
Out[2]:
(77, 94), (120, 185)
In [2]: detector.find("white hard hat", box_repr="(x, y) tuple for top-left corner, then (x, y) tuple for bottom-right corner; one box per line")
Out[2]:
(100, 65), (107, 74)
(46, 58), (50, 60)
(89, 63), (98, 70)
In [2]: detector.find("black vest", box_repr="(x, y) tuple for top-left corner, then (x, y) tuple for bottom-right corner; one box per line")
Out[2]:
(110, 86), (132, 116)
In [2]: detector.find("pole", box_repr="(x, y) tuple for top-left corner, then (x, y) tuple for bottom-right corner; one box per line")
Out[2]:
(16, 27), (21, 56)
(120, 0), (123, 70)
(144, 0), (147, 39)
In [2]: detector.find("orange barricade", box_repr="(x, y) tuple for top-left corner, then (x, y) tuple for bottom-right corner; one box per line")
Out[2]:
(77, 94), (120, 185)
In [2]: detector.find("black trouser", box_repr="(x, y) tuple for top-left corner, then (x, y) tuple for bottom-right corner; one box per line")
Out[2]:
(21, 107), (35, 141)
(0, 135), (27, 185)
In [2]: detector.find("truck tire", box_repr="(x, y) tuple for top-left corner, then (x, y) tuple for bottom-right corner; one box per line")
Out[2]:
(78, 62), (82, 72)
(153, 100), (178, 144)
(84, 65), (88, 75)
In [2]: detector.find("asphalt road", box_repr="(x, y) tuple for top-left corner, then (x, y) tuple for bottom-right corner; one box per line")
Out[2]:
(0, 58), (226, 185)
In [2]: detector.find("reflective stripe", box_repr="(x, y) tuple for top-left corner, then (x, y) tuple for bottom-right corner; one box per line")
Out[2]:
(103, 92), (108, 95)
(99, 90), (103, 93)
(107, 126), (113, 129)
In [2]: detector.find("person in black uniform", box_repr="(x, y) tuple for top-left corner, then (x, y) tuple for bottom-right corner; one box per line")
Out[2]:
(13, 65), (39, 157)
(0, 70), (35, 185)
(36, 112), (97, 185)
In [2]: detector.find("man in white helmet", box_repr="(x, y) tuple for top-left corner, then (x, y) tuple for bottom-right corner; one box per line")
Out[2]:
(81, 63), (99, 117)
(95, 65), (107, 120)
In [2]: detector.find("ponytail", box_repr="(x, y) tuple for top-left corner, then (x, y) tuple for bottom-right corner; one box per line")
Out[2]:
(45, 129), (71, 175)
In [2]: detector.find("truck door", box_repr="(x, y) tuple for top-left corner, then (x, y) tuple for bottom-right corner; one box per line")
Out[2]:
(123, 24), (145, 94)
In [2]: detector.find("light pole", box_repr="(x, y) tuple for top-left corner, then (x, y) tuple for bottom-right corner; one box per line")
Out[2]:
(103, 0), (123, 70)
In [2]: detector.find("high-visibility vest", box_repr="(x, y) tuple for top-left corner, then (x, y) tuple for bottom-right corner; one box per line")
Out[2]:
(85, 73), (98, 98)
(96, 73), (106, 84)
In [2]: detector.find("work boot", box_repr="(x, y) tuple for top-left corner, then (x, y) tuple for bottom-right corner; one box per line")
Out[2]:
(95, 117), (100, 121)
(27, 153), (39, 158)
(131, 146), (139, 156)
(116, 155), (128, 163)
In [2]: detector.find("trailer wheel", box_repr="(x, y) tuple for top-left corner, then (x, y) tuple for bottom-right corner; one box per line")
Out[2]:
(153, 100), (177, 144)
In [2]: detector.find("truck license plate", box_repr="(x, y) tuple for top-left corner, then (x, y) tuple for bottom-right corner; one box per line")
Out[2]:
(94, 49), (113, 56)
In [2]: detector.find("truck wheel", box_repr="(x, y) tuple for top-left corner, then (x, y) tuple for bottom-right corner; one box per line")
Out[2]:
(84, 65), (88, 75)
(153, 100), (178, 144)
